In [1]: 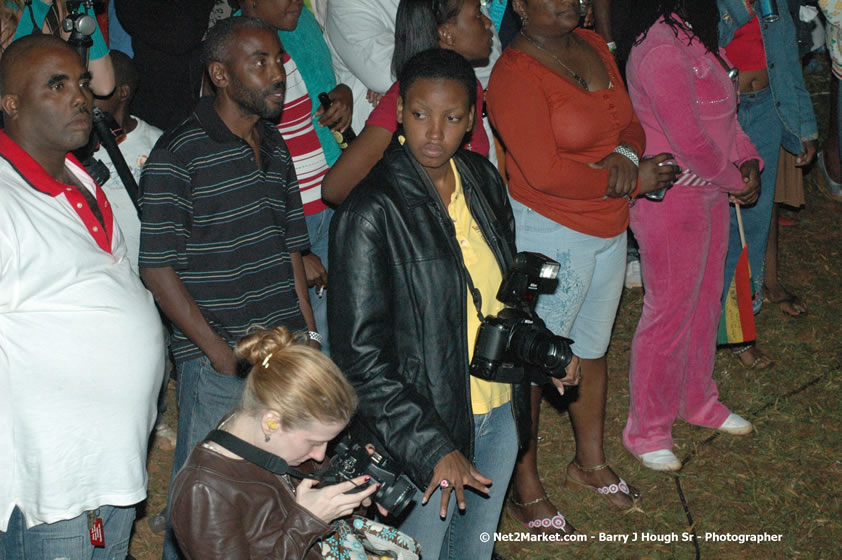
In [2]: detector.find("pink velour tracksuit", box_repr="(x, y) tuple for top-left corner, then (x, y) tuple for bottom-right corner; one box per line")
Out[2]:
(622, 16), (761, 455)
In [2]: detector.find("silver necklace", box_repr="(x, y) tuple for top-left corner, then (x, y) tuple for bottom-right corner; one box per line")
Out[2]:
(519, 29), (589, 90)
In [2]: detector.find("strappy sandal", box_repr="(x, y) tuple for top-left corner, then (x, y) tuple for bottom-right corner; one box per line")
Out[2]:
(507, 494), (575, 536)
(731, 343), (775, 370)
(565, 461), (641, 510)
(763, 286), (807, 318)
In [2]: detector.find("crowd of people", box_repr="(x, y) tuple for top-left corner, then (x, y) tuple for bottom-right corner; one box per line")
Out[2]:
(0, 0), (831, 559)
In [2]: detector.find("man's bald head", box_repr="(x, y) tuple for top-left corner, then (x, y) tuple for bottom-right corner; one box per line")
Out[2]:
(0, 35), (76, 97)
(0, 34), (93, 168)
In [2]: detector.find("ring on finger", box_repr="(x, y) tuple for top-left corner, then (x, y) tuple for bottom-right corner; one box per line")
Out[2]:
(440, 479), (451, 489)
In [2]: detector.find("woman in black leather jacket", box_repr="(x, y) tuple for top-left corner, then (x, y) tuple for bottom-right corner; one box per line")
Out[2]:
(328, 48), (578, 559)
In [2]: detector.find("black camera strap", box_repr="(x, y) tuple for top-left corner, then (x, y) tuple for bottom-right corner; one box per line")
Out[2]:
(25, 1), (37, 32)
(399, 141), (488, 323)
(205, 429), (314, 479)
(461, 260), (486, 322)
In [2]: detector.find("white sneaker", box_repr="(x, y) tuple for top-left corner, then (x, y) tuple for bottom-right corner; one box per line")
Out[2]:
(637, 449), (681, 471)
(624, 259), (642, 289)
(717, 413), (753, 435)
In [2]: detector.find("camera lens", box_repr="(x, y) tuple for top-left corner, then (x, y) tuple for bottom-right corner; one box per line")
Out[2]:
(509, 324), (573, 375)
(469, 319), (510, 380)
(376, 476), (416, 517)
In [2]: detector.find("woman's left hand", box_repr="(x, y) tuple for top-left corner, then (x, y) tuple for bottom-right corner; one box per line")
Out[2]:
(550, 355), (581, 397)
(795, 139), (817, 167)
(638, 153), (680, 195)
(366, 88), (384, 107)
(590, 149), (639, 198)
(316, 84), (353, 132)
(422, 450), (491, 518)
(295, 475), (380, 523)
(730, 159), (761, 206)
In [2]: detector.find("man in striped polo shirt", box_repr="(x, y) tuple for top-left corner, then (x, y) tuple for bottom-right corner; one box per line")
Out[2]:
(137, 18), (317, 548)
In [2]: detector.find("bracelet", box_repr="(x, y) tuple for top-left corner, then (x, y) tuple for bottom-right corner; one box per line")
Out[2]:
(308, 331), (324, 345)
(613, 144), (639, 167)
(607, 41), (617, 53)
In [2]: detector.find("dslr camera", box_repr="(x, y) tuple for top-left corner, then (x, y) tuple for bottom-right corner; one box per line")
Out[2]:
(315, 438), (416, 517)
(470, 252), (574, 384)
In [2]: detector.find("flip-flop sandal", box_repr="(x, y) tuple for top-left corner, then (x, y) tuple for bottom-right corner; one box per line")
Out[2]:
(745, 352), (775, 369)
(732, 345), (776, 370)
(565, 461), (641, 511)
(764, 289), (807, 318)
(507, 495), (576, 537)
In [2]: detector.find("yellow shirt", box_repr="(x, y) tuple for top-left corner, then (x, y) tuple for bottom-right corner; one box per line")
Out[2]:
(447, 159), (513, 414)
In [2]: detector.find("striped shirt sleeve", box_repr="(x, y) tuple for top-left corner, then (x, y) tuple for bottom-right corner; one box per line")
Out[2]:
(138, 146), (193, 269)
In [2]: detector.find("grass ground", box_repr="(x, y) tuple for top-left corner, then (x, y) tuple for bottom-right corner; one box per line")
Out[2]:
(129, 62), (841, 560)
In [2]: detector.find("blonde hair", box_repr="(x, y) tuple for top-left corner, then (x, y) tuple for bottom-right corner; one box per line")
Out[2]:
(234, 327), (357, 430)
(0, 2), (25, 58)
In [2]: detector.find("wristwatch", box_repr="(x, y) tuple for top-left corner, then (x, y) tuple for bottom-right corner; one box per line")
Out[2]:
(308, 331), (324, 345)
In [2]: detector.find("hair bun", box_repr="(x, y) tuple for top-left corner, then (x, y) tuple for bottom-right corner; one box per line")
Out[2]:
(234, 327), (299, 367)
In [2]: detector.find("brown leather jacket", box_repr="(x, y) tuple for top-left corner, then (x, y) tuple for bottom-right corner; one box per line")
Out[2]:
(170, 443), (332, 559)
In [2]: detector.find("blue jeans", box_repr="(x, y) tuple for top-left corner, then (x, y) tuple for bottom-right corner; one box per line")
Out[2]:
(0, 505), (135, 560)
(397, 402), (517, 560)
(306, 208), (333, 356)
(722, 87), (783, 312)
(162, 355), (245, 560)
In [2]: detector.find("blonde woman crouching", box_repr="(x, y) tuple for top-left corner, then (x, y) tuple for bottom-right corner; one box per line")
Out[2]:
(169, 327), (377, 559)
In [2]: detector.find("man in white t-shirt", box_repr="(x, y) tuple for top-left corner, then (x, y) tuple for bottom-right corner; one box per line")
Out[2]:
(0, 35), (165, 559)
(91, 50), (163, 273)
(91, 50), (176, 453)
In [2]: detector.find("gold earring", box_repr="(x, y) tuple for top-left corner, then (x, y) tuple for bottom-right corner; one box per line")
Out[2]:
(267, 420), (279, 429)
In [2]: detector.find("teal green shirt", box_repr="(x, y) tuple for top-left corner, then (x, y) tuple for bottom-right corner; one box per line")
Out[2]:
(13, 0), (110, 60)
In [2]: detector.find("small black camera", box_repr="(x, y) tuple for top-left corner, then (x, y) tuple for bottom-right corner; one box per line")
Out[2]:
(315, 439), (416, 517)
(470, 252), (574, 384)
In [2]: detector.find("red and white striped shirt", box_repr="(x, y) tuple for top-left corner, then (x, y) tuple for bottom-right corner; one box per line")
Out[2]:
(277, 53), (329, 216)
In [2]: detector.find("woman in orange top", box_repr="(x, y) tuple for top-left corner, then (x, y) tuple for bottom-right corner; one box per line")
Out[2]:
(487, 0), (675, 534)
